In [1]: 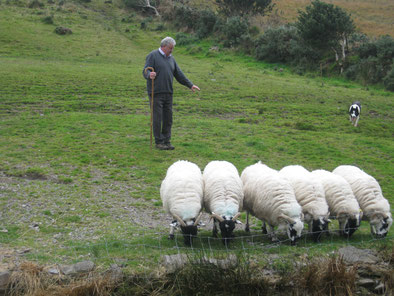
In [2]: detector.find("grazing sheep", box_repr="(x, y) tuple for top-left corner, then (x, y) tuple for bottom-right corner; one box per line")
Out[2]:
(333, 165), (392, 238)
(311, 169), (362, 237)
(241, 162), (304, 245)
(279, 165), (330, 242)
(160, 160), (204, 246)
(203, 160), (243, 244)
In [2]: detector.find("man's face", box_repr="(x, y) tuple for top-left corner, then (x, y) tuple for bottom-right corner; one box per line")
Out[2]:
(162, 44), (174, 57)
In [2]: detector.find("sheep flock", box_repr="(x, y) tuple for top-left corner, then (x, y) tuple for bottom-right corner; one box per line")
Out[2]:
(160, 161), (392, 246)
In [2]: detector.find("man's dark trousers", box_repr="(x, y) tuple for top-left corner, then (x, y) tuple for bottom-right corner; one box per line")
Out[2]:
(150, 93), (173, 145)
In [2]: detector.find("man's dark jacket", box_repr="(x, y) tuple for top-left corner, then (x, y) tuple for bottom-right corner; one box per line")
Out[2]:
(143, 49), (193, 95)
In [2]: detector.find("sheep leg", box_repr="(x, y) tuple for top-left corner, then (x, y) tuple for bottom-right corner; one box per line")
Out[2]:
(308, 221), (312, 233)
(169, 224), (175, 240)
(245, 212), (250, 232)
(212, 219), (218, 238)
(262, 221), (268, 234)
(267, 225), (279, 242)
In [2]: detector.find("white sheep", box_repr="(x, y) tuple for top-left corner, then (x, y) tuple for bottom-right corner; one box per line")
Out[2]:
(203, 160), (243, 244)
(160, 160), (204, 245)
(241, 162), (304, 245)
(333, 165), (392, 237)
(279, 165), (330, 242)
(311, 169), (362, 237)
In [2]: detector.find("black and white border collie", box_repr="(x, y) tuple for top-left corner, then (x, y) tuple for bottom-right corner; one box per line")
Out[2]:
(349, 101), (361, 127)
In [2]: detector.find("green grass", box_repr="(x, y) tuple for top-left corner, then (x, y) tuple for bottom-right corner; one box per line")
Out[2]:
(0, 0), (393, 272)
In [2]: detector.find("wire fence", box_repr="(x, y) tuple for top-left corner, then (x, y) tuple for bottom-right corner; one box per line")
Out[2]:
(1, 183), (393, 277)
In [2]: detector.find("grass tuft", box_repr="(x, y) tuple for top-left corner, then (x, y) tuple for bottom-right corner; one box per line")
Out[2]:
(295, 256), (357, 295)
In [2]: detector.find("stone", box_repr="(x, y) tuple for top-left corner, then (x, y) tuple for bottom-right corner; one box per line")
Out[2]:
(73, 261), (95, 273)
(59, 264), (75, 275)
(162, 254), (188, 273)
(357, 278), (376, 289)
(47, 267), (60, 275)
(60, 260), (95, 275)
(0, 270), (11, 290)
(108, 264), (123, 282)
(161, 254), (238, 273)
(338, 246), (379, 264)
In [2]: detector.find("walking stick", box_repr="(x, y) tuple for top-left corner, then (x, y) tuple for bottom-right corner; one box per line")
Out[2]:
(144, 67), (155, 150)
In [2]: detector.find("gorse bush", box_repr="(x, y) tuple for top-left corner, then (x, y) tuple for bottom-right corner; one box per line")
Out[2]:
(221, 16), (249, 47)
(345, 35), (394, 86)
(255, 25), (299, 63)
(383, 67), (394, 91)
(175, 32), (199, 46)
(254, 25), (319, 69)
(195, 9), (217, 39)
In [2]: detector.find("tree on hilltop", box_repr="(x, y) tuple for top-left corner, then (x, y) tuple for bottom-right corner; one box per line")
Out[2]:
(296, 0), (355, 73)
(215, 0), (273, 18)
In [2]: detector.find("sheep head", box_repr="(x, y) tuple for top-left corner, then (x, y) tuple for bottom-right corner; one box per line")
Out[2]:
(311, 215), (330, 242)
(211, 212), (241, 244)
(370, 212), (392, 238)
(279, 214), (304, 246)
(337, 211), (362, 238)
(173, 212), (203, 246)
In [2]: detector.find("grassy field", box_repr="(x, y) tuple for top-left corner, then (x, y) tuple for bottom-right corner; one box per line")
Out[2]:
(0, 0), (393, 276)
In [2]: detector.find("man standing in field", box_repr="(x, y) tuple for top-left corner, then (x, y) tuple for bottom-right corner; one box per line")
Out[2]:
(143, 36), (200, 150)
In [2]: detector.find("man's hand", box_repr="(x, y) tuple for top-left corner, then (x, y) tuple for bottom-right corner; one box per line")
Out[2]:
(149, 72), (156, 79)
(191, 85), (200, 92)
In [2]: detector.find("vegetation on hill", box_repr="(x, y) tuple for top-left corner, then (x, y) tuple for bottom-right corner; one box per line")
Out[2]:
(146, 0), (394, 91)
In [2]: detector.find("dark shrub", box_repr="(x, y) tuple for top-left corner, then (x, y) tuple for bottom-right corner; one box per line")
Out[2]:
(195, 9), (218, 39)
(123, 0), (157, 10)
(351, 35), (394, 84)
(175, 32), (198, 46)
(173, 3), (198, 30)
(221, 16), (249, 47)
(383, 67), (394, 91)
(28, 0), (44, 8)
(255, 25), (298, 63)
(255, 25), (318, 68)
(54, 26), (72, 35)
(42, 15), (54, 24)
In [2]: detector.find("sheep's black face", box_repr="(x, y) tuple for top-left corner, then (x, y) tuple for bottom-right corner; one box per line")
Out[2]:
(289, 225), (297, 246)
(343, 218), (359, 237)
(218, 219), (236, 244)
(180, 225), (198, 246)
(371, 216), (392, 238)
(374, 217), (390, 238)
(311, 219), (328, 242)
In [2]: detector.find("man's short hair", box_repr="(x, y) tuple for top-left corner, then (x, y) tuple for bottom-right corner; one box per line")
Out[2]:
(161, 37), (176, 47)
